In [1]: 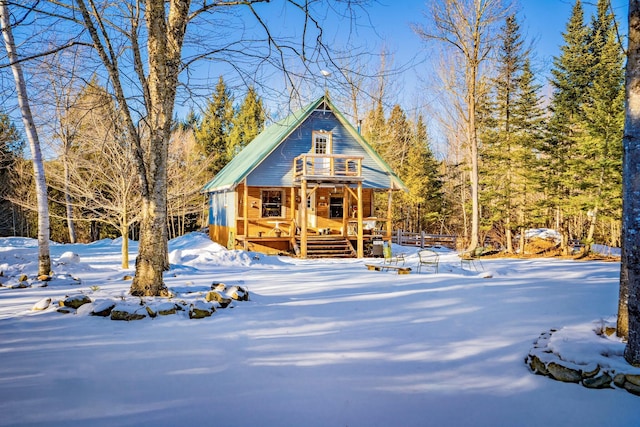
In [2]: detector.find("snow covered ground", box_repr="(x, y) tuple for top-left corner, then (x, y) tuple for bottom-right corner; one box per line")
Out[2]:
(0, 233), (638, 427)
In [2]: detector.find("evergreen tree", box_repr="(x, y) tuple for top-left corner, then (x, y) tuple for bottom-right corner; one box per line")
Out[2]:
(228, 86), (265, 160)
(512, 58), (547, 233)
(0, 112), (23, 236)
(478, 14), (548, 253)
(544, 0), (592, 252)
(362, 100), (387, 154)
(195, 76), (234, 174)
(579, 0), (624, 252)
(386, 104), (413, 172)
(362, 103), (443, 233)
(403, 115), (443, 232)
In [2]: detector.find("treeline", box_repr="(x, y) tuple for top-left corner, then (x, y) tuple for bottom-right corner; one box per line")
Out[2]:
(0, 0), (624, 256)
(0, 76), (264, 256)
(360, 0), (623, 254)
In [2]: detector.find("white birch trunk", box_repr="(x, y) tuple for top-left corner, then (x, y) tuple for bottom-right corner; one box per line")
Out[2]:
(0, 1), (51, 275)
(63, 158), (77, 243)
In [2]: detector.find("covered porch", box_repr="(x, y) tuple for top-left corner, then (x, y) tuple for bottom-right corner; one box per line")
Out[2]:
(234, 154), (397, 257)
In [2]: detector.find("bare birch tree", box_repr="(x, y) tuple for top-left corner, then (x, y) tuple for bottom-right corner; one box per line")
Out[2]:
(413, 0), (510, 251)
(0, 1), (51, 276)
(26, 0), (368, 296)
(46, 81), (140, 269)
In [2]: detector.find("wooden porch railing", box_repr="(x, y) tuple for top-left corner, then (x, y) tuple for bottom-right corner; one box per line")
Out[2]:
(293, 154), (363, 181)
(393, 230), (458, 249)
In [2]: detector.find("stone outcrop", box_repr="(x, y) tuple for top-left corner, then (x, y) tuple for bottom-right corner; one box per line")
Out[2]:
(91, 300), (116, 317)
(110, 304), (147, 321)
(42, 279), (249, 321)
(189, 301), (215, 319)
(226, 285), (249, 301)
(527, 328), (640, 397)
(205, 291), (232, 307)
(32, 298), (51, 311)
(62, 295), (92, 309)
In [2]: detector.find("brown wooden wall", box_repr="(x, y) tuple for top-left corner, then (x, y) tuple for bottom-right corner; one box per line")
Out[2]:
(233, 183), (374, 237)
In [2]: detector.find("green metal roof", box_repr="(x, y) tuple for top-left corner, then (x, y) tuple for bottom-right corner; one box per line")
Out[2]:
(201, 94), (407, 193)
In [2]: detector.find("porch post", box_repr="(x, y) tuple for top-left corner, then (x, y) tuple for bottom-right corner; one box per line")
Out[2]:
(342, 186), (349, 237)
(290, 187), (296, 236)
(386, 189), (393, 241)
(301, 179), (308, 258)
(243, 180), (249, 250)
(357, 181), (363, 258)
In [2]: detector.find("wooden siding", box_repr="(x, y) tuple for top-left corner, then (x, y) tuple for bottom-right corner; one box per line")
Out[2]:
(209, 191), (235, 227)
(208, 224), (233, 247)
(239, 185), (374, 235)
(246, 110), (392, 189)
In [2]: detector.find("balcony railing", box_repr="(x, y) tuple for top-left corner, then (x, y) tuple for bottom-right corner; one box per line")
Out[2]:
(293, 154), (363, 182)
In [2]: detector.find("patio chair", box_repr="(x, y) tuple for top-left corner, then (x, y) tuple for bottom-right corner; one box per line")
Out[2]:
(417, 249), (439, 273)
(460, 247), (485, 271)
(383, 243), (406, 265)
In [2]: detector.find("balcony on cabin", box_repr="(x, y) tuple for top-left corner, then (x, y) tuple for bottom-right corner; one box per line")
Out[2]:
(293, 154), (364, 184)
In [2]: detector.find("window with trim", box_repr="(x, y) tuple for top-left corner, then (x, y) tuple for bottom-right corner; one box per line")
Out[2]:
(313, 133), (329, 154)
(312, 131), (332, 175)
(329, 196), (343, 218)
(312, 131), (332, 154)
(261, 190), (284, 217)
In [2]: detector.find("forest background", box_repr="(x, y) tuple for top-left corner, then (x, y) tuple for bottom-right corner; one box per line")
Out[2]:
(0, 0), (628, 259)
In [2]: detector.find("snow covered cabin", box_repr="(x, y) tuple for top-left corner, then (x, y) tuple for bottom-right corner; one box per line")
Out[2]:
(201, 94), (407, 258)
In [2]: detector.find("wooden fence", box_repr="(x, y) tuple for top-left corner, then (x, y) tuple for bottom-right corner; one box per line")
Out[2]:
(392, 230), (457, 249)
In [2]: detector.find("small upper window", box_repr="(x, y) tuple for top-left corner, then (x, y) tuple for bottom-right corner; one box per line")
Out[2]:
(312, 131), (331, 155)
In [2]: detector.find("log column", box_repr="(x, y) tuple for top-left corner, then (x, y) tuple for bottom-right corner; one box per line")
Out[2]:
(357, 181), (363, 258)
(243, 180), (249, 250)
(300, 179), (308, 258)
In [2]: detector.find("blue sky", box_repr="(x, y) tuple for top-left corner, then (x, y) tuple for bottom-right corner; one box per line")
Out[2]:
(352, 0), (628, 104)
(186, 0), (629, 121)
(361, 0), (627, 69)
(305, 0), (628, 154)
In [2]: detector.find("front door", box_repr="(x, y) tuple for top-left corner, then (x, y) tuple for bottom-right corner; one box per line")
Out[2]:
(299, 189), (317, 229)
(307, 191), (317, 228)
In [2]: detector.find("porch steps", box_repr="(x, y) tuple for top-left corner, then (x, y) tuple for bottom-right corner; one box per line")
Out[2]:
(294, 235), (357, 258)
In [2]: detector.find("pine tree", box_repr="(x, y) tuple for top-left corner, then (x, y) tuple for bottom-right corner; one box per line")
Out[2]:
(579, 0), (624, 252)
(479, 14), (528, 252)
(0, 112), (23, 236)
(512, 59), (547, 233)
(362, 100), (387, 154)
(478, 14), (547, 253)
(403, 115), (443, 232)
(195, 76), (234, 174)
(228, 86), (265, 160)
(386, 104), (413, 173)
(544, 0), (592, 252)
